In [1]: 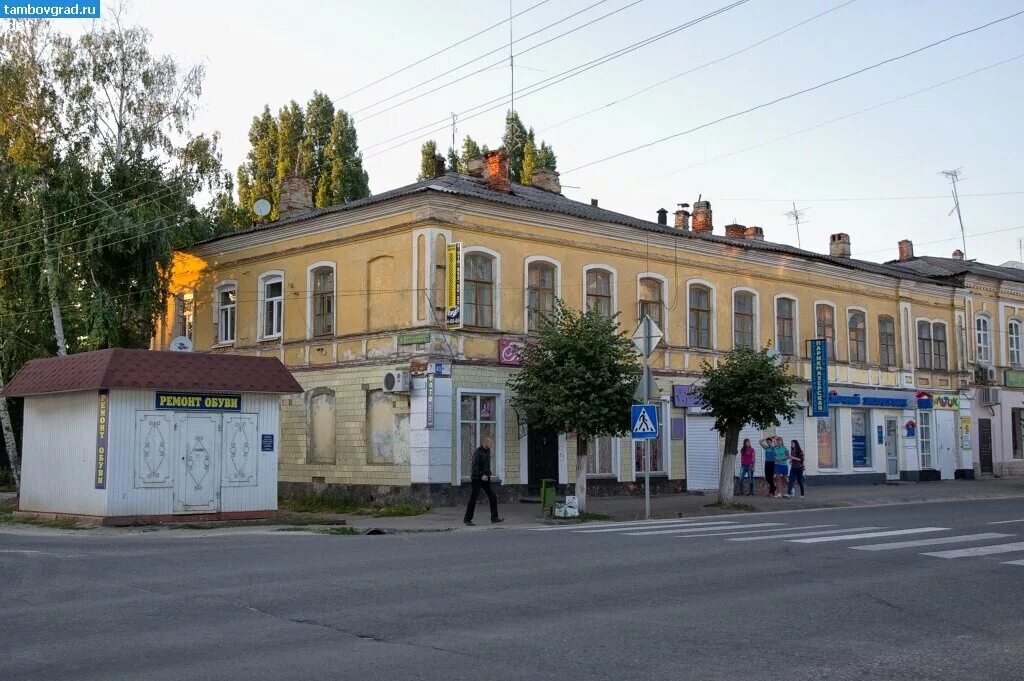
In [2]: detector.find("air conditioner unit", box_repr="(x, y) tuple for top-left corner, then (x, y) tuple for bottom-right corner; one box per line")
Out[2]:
(383, 370), (410, 393)
(974, 365), (992, 385)
(980, 387), (1000, 406)
(987, 367), (998, 383)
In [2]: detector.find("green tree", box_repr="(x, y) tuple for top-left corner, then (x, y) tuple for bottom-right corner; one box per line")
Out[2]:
(275, 100), (304, 195)
(693, 347), (798, 503)
(521, 137), (538, 185)
(300, 91), (335, 202)
(501, 110), (529, 182)
(446, 146), (460, 174)
(538, 141), (557, 171)
(417, 139), (438, 181)
(507, 300), (640, 512)
(321, 109), (370, 204)
(459, 134), (482, 170)
(237, 105), (278, 219)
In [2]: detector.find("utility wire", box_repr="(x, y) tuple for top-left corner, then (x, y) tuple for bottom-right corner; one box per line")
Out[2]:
(562, 9), (1024, 174)
(853, 224), (1024, 257)
(717, 191), (1024, 202)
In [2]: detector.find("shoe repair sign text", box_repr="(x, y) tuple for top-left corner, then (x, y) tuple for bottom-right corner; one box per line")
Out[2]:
(155, 392), (242, 411)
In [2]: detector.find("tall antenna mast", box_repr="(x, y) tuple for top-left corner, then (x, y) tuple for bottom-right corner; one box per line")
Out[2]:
(940, 168), (967, 258)
(785, 202), (809, 249)
(450, 112), (458, 156)
(509, 0), (515, 118)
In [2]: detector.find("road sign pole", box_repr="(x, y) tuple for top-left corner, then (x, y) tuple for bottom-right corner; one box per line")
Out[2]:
(631, 315), (663, 521)
(641, 341), (651, 520)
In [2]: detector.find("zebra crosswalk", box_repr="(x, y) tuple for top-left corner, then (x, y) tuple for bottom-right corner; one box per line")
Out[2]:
(530, 517), (1024, 568)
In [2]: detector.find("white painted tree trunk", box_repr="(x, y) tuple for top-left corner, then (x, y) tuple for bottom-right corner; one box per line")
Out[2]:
(42, 233), (67, 356)
(575, 434), (588, 513)
(717, 426), (741, 504)
(0, 371), (20, 491)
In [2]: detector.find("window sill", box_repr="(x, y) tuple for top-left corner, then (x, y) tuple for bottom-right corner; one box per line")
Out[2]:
(633, 471), (668, 478)
(212, 342), (236, 349)
(258, 336), (282, 343)
(586, 473), (617, 479)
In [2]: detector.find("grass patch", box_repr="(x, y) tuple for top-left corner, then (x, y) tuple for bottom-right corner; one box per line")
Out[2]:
(316, 526), (359, 536)
(578, 512), (613, 522)
(0, 498), (89, 529)
(704, 501), (756, 512)
(0, 484), (16, 493)
(373, 503), (430, 517)
(279, 494), (430, 518)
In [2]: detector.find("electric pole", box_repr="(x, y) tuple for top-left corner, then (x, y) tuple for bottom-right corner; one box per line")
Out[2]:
(940, 168), (967, 258)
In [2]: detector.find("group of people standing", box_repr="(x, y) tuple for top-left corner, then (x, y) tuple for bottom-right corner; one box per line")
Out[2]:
(737, 436), (806, 498)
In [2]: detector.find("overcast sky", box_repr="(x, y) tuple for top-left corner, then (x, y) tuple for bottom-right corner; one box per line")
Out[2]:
(105, 0), (1024, 265)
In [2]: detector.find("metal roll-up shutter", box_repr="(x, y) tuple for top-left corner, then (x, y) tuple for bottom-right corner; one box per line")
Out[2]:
(685, 415), (721, 490)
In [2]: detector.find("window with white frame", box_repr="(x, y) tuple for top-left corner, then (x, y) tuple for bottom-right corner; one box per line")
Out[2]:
(216, 284), (237, 344)
(527, 261), (556, 333)
(775, 297), (795, 356)
(586, 269), (613, 317)
(459, 393), (498, 479)
(260, 274), (283, 339)
(586, 437), (615, 476)
(733, 291), (755, 349)
(878, 315), (896, 367)
(638, 277), (664, 328)
(172, 293), (194, 341)
(848, 310), (867, 364)
(816, 304), (835, 359)
(918, 411), (933, 469)
(464, 254), (495, 328)
(689, 285), (712, 349)
(311, 266), (335, 338)
(1010, 320), (1022, 366)
(976, 315), (992, 363)
(932, 322), (948, 371)
(917, 321), (932, 369)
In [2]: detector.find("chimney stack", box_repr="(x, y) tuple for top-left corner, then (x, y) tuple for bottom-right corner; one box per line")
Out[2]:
(674, 203), (690, 231)
(691, 200), (713, 233)
(656, 208), (668, 226)
(483, 149), (511, 193)
(952, 249), (964, 260)
(724, 223), (746, 239)
(829, 233), (851, 259)
(898, 239), (915, 261)
(430, 154), (446, 179)
(591, 198), (599, 207)
(744, 226), (764, 241)
(530, 167), (561, 194)
(466, 157), (485, 178)
(278, 176), (314, 220)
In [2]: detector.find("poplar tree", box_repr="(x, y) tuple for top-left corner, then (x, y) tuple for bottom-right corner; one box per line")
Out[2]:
(460, 135), (482, 169)
(237, 106), (278, 218)
(417, 140), (438, 181)
(322, 109), (369, 204)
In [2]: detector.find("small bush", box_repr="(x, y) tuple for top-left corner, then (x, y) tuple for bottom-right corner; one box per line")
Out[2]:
(316, 526), (359, 536)
(704, 501), (756, 512)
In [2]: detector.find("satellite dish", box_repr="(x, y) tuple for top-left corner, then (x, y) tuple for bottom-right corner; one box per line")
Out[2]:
(253, 198), (271, 218)
(767, 347), (783, 366)
(170, 336), (193, 352)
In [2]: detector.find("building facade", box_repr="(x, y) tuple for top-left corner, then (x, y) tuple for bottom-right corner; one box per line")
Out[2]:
(158, 157), (970, 503)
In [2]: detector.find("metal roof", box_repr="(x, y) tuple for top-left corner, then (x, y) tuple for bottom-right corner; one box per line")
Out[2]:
(887, 256), (1024, 284)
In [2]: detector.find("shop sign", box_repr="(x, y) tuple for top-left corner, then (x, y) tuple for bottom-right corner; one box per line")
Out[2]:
(499, 339), (526, 366)
(960, 417), (972, 448)
(155, 392), (241, 411)
(671, 384), (704, 408)
(826, 390), (909, 409)
(95, 389), (109, 489)
(411, 361), (449, 377)
(809, 339), (829, 417)
(933, 394), (960, 410)
(410, 360), (429, 376)
(425, 374), (435, 429)
(445, 242), (462, 329)
(398, 331), (431, 346)
(1005, 370), (1024, 388)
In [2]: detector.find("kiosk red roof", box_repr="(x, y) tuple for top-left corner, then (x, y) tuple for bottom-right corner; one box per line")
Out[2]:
(1, 349), (303, 397)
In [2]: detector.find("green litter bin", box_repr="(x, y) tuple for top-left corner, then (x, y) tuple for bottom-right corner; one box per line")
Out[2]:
(540, 478), (556, 515)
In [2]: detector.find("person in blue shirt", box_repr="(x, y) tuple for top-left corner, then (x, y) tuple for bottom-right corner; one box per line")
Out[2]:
(758, 437), (777, 497)
(773, 436), (789, 499)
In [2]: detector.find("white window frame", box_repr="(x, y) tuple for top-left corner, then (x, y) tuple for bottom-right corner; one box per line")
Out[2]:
(1010, 319), (1023, 366)
(582, 264), (618, 319)
(915, 317), (933, 370)
(462, 246), (501, 331)
(305, 261), (336, 340)
(731, 287), (759, 350)
(846, 306), (869, 365)
(637, 272), (669, 342)
(258, 270), (284, 341)
(918, 410), (933, 469)
(585, 436), (620, 478)
(773, 293), (799, 357)
(456, 388), (505, 482)
(523, 256), (561, 334)
(975, 314), (992, 364)
(877, 314), (897, 367)
(213, 280), (237, 346)
(686, 278), (717, 350)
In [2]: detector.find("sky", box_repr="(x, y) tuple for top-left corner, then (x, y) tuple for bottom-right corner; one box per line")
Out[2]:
(78, 0), (1024, 265)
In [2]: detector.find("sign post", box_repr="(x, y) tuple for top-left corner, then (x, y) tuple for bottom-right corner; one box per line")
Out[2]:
(631, 315), (663, 520)
(809, 338), (829, 417)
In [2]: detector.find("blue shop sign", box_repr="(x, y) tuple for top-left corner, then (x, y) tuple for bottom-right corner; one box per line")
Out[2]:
(809, 339), (829, 417)
(826, 390), (909, 409)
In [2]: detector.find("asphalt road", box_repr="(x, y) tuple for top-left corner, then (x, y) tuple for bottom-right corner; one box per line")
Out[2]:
(2, 498), (1024, 681)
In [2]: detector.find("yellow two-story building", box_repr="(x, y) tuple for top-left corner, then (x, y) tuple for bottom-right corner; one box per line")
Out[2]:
(158, 152), (970, 505)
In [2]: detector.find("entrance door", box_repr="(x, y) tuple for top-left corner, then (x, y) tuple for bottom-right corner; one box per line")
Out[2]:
(934, 409), (957, 480)
(175, 414), (221, 513)
(885, 417), (900, 480)
(979, 418), (993, 474)
(527, 427), (559, 492)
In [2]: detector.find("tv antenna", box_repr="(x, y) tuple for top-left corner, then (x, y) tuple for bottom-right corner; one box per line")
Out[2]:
(785, 202), (809, 249)
(940, 168), (967, 258)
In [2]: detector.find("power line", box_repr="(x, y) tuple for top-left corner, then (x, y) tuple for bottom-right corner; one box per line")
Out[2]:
(710, 191), (1024, 202)
(336, 0), (555, 101)
(562, 9), (1024, 174)
(853, 223), (1024, 257)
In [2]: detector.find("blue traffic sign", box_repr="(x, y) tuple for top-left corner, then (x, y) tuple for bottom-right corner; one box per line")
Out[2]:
(631, 404), (659, 440)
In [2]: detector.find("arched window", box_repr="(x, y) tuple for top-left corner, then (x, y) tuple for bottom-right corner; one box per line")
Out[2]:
(917, 321), (932, 369)
(689, 285), (712, 349)
(815, 304), (835, 358)
(259, 272), (284, 339)
(1010, 320), (1022, 366)
(848, 310), (866, 364)
(464, 253), (494, 328)
(527, 261), (556, 332)
(215, 284), (236, 344)
(878, 315), (896, 367)
(638, 277), (664, 328)
(311, 266), (334, 337)
(932, 322), (948, 370)
(775, 297), (795, 356)
(733, 290), (755, 349)
(976, 315), (992, 363)
(586, 269), (613, 316)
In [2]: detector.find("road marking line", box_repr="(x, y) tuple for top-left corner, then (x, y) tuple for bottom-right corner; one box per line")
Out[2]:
(626, 522), (785, 536)
(989, 518), (1024, 525)
(729, 527), (882, 541)
(850, 533), (1013, 551)
(530, 517), (727, 531)
(790, 528), (949, 544)
(577, 520), (737, 534)
(677, 525), (834, 538)
(923, 541), (1024, 558)
(1001, 559), (1024, 566)
(0, 549), (42, 554)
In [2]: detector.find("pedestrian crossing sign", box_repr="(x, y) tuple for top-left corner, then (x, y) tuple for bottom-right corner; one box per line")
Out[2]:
(631, 404), (659, 440)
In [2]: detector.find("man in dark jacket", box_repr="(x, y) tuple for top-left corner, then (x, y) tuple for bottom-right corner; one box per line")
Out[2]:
(464, 437), (503, 526)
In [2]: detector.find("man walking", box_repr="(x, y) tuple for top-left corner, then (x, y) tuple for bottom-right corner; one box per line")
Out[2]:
(464, 436), (504, 526)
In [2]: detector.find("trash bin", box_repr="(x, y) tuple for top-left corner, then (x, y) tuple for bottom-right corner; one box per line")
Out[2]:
(540, 478), (556, 514)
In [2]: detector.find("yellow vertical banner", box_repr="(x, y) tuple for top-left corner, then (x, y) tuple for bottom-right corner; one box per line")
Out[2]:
(445, 242), (461, 328)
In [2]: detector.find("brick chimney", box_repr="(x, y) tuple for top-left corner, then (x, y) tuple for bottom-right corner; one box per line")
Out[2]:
(691, 200), (713, 233)
(591, 198), (599, 207)
(898, 239), (915, 261)
(674, 204), (691, 231)
(656, 208), (668, 226)
(483, 149), (510, 193)
(466, 157), (485, 178)
(952, 249), (964, 260)
(430, 154), (446, 179)
(531, 167), (561, 194)
(829, 233), (851, 258)
(724, 223), (746, 239)
(279, 176), (314, 220)
(744, 226), (764, 241)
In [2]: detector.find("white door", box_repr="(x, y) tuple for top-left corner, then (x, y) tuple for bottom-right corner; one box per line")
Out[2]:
(934, 410), (957, 480)
(685, 415), (720, 490)
(175, 414), (221, 513)
(884, 417), (900, 480)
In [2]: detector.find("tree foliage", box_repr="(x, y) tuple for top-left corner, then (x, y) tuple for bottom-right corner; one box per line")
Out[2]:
(417, 139), (438, 181)
(693, 348), (798, 502)
(507, 300), (640, 511)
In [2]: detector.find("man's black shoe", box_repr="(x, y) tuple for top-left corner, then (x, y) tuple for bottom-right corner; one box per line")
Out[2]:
(463, 520), (475, 526)
(491, 517), (504, 524)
